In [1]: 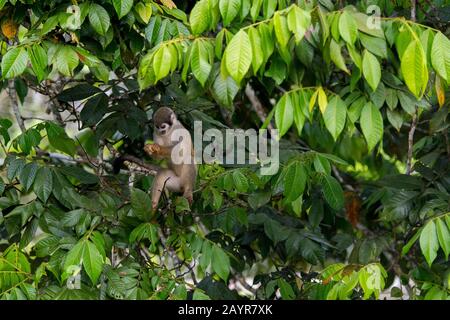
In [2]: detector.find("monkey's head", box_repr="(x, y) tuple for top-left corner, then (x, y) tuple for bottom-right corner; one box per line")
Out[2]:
(153, 107), (177, 136)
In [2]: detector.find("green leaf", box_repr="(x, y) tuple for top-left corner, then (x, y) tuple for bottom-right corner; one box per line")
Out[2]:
(0, 176), (4, 195)
(27, 45), (47, 82)
(360, 102), (383, 151)
(212, 73), (238, 108)
(83, 241), (103, 285)
(33, 167), (53, 203)
(318, 6), (329, 44)
(248, 27), (263, 73)
(275, 94), (294, 137)
(264, 55), (286, 84)
(283, 161), (306, 201)
(277, 278), (295, 300)
(386, 109), (403, 132)
(45, 122), (76, 156)
(224, 30), (252, 84)
(58, 84), (102, 102)
(259, 23), (274, 64)
(64, 241), (84, 271)
(19, 162), (38, 192)
(1, 47), (29, 79)
(330, 12), (340, 42)
(292, 92), (306, 135)
(211, 245), (230, 282)
(14, 78), (28, 104)
(135, 2), (152, 24)
(401, 39), (428, 99)
(330, 39), (349, 74)
(113, 0), (133, 19)
(397, 90), (417, 115)
(419, 220), (439, 267)
(430, 31), (450, 83)
(250, 0), (262, 22)
(0, 118), (12, 145)
(385, 88), (398, 110)
(232, 170), (249, 193)
(424, 286), (446, 300)
(190, 40), (212, 86)
(435, 218), (450, 260)
(193, 290), (211, 300)
(61, 209), (85, 227)
(130, 223), (152, 243)
(80, 93), (109, 127)
(131, 188), (153, 221)
(314, 154), (331, 175)
(323, 96), (346, 141)
(89, 4), (111, 35)
(318, 152), (349, 166)
(273, 12), (290, 47)
(299, 238), (324, 265)
(321, 175), (344, 210)
(54, 45), (79, 76)
(219, 0), (240, 27)
(360, 33), (387, 59)
(362, 50), (381, 91)
(347, 44), (362, 69)
(262, 0), (276, 19)
(338, 11), (358, 45)
(287, 6), (310, 43)
(153, 45), (173, 82)
(264, 219), (289, 244)
(348, 96), (365, 123)
(7, 157), (25, 181)
(189, 0), (209, 35)
(401, 227), (421, 256)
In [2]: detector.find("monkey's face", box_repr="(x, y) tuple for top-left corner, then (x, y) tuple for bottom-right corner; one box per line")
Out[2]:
(155, 122), (170, 135)
(153, 107), (176, 136)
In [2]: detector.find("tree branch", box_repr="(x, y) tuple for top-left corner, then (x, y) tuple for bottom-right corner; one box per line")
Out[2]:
(245, 83), (274, 130)
(8, 80), (26, 133)
(106, 144), (160, 175)
(411, 0), (416, 21)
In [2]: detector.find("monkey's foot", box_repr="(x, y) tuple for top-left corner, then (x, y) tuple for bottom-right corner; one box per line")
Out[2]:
(184, 193), (193, 206)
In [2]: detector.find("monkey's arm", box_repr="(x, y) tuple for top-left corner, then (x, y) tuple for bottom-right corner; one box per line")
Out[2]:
(144, 143), (174, 159)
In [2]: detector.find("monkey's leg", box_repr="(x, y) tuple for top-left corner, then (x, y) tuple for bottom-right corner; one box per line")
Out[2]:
(151, 169), (182, 211)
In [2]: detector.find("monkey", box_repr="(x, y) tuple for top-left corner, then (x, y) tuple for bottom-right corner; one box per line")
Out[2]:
(144, 107), (197, 212)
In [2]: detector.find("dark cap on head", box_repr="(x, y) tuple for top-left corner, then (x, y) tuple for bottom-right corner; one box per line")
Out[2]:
(153, 107), (175, 128)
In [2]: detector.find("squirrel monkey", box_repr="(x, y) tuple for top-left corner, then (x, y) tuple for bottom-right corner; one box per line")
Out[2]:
(144, 107), (197, 211)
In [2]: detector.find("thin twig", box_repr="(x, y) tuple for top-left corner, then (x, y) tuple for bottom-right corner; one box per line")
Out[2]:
(245, 83), (274, 130)
(405, 111), (418, 175)
(75, 136), (98, 168)
(410, 0), (416, 21)
(332, 165), (355, 191)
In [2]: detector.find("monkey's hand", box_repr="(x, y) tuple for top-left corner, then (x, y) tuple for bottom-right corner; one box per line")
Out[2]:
(144, 143), (161, 156)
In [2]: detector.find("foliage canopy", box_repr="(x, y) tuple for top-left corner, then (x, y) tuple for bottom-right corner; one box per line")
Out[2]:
(0, 0), (449, 300)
